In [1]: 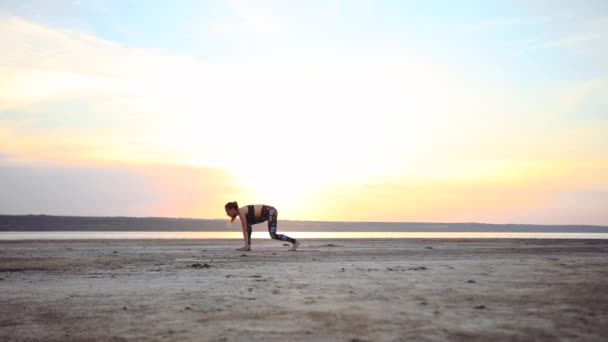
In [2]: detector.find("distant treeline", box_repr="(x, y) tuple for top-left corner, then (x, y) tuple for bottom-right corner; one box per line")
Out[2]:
(1, 215), (607, 232)
(0, 215), (229, 231)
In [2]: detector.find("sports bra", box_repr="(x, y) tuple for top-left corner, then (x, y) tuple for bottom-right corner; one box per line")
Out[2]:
(245, 205), (271, 225)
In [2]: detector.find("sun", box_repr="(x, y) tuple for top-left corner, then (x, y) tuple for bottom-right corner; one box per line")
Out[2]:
(227, 159), (322, 220)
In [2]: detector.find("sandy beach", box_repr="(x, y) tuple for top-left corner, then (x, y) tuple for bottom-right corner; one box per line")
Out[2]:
(1, 238), (607, 341)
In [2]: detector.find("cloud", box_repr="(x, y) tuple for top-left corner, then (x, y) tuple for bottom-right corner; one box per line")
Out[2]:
(0, 15), (227, 165)
(0, 16), (128, 110)
(0, 14), (498, 170)
(460, 15), (560, 34)
(0, 15), (226, 111)
(213, 0), (280, 34)
(480, 13), (607, 72)
(511, 16), (608, 57)
(459, 5), (608, 66)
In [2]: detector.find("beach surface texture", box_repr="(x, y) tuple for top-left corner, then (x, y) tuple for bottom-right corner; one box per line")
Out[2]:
(1, 238), (607, 341)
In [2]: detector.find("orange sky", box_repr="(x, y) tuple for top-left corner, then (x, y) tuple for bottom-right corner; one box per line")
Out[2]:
(1, 2), (607, 224)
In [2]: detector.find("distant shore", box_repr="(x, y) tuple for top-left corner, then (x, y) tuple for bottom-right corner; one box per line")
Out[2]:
(1, 238), (607, 341)
(1, 215), (607, 232)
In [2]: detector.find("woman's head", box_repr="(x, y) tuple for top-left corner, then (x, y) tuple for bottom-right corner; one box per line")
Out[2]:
(225, 201), (239, 222)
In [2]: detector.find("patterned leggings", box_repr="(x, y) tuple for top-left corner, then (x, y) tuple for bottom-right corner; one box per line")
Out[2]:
(247, 206), (296, 244)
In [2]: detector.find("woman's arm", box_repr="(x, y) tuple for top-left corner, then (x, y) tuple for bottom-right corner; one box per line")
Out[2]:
(239, 209), (249, 245)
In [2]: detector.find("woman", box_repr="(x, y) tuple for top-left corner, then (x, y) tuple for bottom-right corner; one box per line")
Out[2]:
(225, 201), (300, 251)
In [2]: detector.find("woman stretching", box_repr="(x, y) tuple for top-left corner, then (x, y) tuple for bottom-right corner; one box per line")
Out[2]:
(225, 201), (300, 251)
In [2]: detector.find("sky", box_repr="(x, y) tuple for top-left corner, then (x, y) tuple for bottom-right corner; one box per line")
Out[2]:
(1, 0), (607, 224)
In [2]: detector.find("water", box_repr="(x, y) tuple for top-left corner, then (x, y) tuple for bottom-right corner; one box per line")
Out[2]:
(1, 231), (608, 240)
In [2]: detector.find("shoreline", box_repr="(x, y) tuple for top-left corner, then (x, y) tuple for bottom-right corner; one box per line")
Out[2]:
(2, 231), (608, 241)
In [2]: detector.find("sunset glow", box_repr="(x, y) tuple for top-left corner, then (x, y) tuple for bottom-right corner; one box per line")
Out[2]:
(1, 1), (607, 224)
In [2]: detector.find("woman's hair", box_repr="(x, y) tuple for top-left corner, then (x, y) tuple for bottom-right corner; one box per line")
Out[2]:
(225, 201), (238, 210)
(225, 201), (239, 222)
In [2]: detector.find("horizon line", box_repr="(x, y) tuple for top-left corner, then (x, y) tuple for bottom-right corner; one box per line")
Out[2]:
(1, 214), (607, 228)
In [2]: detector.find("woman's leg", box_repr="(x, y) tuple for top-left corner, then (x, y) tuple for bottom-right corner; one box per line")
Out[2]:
(267, 207), (296, 244)
(247, 224), (253, 245)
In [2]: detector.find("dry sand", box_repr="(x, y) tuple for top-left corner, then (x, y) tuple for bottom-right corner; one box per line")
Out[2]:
(1, 238), (607, 341)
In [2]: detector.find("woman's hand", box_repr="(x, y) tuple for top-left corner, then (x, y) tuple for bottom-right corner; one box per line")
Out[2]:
(236, 244), (251, 251)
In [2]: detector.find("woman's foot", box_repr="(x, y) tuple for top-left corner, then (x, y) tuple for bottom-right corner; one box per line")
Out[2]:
(237, 245), (251, 251)
(291, 241), (301, 251)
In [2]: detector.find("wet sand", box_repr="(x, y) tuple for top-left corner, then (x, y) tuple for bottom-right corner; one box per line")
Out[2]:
(1, 238), (607, 341)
